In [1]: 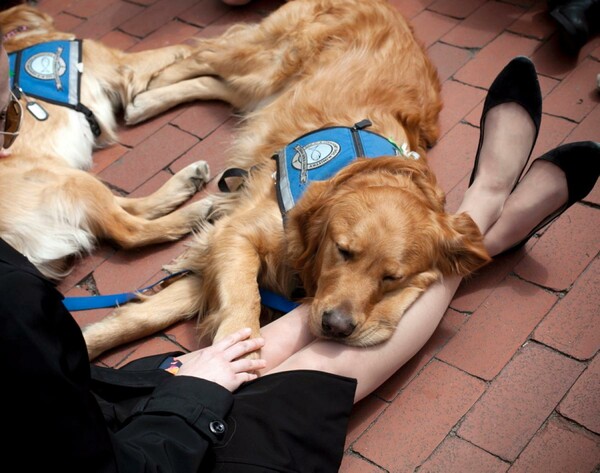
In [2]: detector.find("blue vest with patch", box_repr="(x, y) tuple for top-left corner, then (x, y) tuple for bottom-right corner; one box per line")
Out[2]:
(274, 120), (418, 214)
(8, 40), (101, 136)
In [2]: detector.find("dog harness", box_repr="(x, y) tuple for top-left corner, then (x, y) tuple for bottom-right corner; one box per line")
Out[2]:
(273, 119), (419, 214)
(8, 40), (101, 136)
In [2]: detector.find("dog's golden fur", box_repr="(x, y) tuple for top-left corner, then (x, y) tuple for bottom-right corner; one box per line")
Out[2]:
(80, 0), (491, 359)
(0, 5), (211, 280)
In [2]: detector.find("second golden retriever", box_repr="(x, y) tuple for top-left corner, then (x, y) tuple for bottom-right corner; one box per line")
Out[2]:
(0, 6), (211, 280)
(83, 0), (490, 359)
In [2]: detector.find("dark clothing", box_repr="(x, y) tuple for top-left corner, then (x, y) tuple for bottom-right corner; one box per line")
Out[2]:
(0, 238), (355, 472)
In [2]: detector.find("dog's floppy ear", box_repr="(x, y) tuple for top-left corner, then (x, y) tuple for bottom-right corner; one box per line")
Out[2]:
(285, 179), (333, 292)
(436, 212), (491, 276)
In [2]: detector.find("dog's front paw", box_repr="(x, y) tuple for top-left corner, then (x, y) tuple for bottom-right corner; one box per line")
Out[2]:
(183, 195), (219, 226)
(182, 160), (210, 191)
(124, 92), (162, 125)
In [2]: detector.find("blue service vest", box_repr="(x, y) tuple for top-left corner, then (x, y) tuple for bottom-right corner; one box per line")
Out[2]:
(8, 40), (100, 136)
(274, 120), (418, 214)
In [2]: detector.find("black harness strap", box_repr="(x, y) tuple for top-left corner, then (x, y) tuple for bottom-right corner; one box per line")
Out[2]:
(218, 167), (250, 193)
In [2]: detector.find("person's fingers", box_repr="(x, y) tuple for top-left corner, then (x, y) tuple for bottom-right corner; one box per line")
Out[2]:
(212, 327), (253, 351)
(236, 372), (259, 385)
(231, 358), (267, 373)
(225, 337), (265, 360)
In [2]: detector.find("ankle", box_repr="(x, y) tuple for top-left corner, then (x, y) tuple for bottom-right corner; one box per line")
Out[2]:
(459, 185), (508, 234)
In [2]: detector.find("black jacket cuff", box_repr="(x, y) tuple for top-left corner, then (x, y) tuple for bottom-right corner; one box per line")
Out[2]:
(131, 376), (233, 443)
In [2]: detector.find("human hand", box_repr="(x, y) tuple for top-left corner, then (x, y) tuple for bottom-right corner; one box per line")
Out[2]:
(175, 328), (266, 392)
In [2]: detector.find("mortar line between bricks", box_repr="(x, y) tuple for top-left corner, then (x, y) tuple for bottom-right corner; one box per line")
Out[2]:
(99, 179), (129, 197)
(345, 448), (388, 472)
(173, 17), (202, 29)
(419, 430), (513, 471)
(436, 40), (480, 57)
(542, 110), (582, 124)
(413, 381), (506, 466)
(61, 11), (85, 21)
(510, 248), (600, 295)
(115, 27), (144, 40)
(449, 76), (488, 93)
(347, 396), (393, 449)
(554, 409), (600, 438)
(434, 356), (492, 384)
(452, 430), (515, 466)
(122, 0), (151, 9)
(160, 333), (191, 353)
(169, 122), (206, 141)
(446, 356), (553, 467)
(508, 411), (574, 467)
(527, 336), (595, 364)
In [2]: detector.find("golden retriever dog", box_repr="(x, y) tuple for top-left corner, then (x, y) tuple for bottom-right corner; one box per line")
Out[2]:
(0, 5), (211, 280)
(82, 0), (491, 360)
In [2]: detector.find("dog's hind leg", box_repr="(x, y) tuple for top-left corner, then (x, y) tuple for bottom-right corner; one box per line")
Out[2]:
(116, 44), (195, 100)
(66, 171), (214, 248)
(124, 76), (237, 125)
(96, 196), (216, 249)
(115, 161), (210, 219)
(83, 274), (204, 360)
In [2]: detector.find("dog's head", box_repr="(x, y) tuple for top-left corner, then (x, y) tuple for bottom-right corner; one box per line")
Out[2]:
(0, 5), (67, 51)
(286, 156), (490, 346)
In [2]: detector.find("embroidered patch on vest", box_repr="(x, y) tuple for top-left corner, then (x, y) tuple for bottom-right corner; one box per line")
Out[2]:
(274, 120), (418, 214)
(9, 40), (101, 136)
(9, 40), (82, 108)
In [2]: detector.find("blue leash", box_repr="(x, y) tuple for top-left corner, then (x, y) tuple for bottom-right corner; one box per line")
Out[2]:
(62, 270), (300, 314)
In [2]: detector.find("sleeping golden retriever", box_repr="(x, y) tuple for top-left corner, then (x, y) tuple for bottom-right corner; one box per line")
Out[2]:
(83, 0), (491, 359)
(0, 5), (211, 280)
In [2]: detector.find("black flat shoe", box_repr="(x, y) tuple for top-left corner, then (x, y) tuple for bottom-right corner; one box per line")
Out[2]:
(550, 0), (600, 54)
(469, 56), (542, 189)
(499, 141), (600, 255)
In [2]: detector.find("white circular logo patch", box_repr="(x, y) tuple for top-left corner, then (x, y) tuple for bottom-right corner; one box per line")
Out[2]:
(25, 52), (67, 81)
(291, 141), (340, 170)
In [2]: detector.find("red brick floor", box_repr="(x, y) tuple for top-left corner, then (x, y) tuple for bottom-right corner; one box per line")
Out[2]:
(32, 0), (600, 470)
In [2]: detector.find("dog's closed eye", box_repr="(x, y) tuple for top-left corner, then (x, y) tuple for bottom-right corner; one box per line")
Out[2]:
(336, 244), (353, 261)
(383, 274), (403, 283)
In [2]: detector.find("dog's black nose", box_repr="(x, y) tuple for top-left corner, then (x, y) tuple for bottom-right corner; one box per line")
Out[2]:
(321, 309), (356, 338)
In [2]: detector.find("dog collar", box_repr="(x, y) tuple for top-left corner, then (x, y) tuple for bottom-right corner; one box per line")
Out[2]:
(8, 40), (101, 136)
(2, 25), (29, 42)
(273, 119), (419, 214)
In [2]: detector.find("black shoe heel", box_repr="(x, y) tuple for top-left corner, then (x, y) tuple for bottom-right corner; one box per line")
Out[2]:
(469, 56), (542, 189)
(498, 141), (600, 256)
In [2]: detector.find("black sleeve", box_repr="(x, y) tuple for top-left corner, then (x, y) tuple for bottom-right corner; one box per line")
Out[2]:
(0, 257), (232, 473)
(110, 376), (233, 472)
(0, 266), (117, 472)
